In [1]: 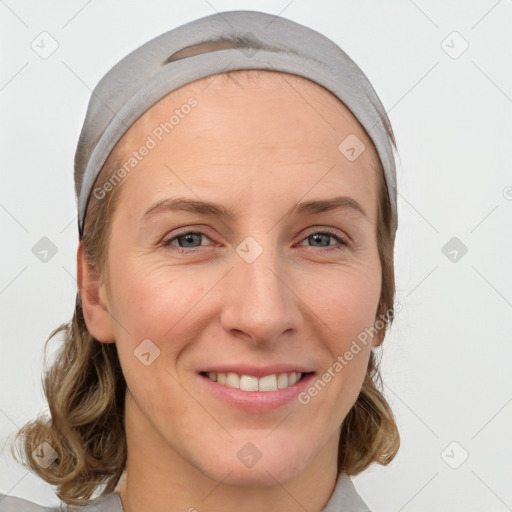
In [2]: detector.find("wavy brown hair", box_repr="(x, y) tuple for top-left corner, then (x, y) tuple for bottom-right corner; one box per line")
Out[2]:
(10, 70), (399, 505)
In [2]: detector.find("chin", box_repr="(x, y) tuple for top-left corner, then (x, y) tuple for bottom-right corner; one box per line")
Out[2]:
(195, 437), (312, 487)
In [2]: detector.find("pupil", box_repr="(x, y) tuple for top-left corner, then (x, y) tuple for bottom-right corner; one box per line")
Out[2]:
(311, 233), (328, 246)
(181, 233), (200, 247)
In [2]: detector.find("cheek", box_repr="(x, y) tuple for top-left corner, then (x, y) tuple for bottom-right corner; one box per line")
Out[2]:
(305, 261), (381, 342)
(106, 253), (214, 360)
(107, 262), (204, 416)
(304, 265), (380, 405)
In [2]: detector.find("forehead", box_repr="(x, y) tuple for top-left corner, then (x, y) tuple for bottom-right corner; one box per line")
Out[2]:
(116, 70), (378, 167)
(101, 69), (381, 225)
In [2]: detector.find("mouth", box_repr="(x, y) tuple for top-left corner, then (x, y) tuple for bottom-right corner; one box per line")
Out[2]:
(199, 371), (314, 392)
(196, 363), (317, 412)
(197, 369), (316, 412)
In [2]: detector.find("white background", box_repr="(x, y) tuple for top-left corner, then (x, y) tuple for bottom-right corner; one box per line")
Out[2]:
(1, 1), (511, 511)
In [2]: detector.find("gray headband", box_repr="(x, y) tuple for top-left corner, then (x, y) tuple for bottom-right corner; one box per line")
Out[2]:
(74, 10), (398, 240)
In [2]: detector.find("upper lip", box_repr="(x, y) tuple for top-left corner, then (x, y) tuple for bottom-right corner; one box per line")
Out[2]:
(198, 364), (315, 378)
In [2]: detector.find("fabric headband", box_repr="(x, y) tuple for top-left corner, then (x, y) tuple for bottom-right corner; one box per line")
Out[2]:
(74, 9), (398, 240)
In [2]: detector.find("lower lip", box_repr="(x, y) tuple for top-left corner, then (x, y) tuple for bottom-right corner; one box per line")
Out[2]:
(197, 372), (316, 412)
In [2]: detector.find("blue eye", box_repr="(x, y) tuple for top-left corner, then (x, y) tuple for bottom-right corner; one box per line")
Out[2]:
(161, 229), (348, 254)
(300, 230), (348, 251)
(161, 231), (210, 253)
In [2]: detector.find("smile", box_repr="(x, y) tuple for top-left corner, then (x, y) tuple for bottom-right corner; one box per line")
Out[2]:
(200, 371), (311, 392)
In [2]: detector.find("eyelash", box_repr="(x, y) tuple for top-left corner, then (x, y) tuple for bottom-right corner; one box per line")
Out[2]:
(161, 229), (348, 254)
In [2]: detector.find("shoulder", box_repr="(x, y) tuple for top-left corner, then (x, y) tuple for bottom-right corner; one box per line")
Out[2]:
(0, 493), (59, 512)
(0, 492), (123, 512)
(322, 473), (372, 512)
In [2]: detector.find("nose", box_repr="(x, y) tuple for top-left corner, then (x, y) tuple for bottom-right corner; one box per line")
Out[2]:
(220, 240), (304, 347)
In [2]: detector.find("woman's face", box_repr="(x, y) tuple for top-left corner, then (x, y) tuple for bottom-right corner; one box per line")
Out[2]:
(90, 71), (384, 486)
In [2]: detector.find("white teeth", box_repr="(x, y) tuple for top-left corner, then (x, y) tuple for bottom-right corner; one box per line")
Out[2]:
(277, 373), (288, 389)
(258, 374), (277, 392)
(240, 375), (259, 391)
(206, 371), (304, 391)
(225, 372), (239, 389)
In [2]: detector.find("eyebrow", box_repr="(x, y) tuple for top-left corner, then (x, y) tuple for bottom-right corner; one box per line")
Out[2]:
(142, 195), (368, 221)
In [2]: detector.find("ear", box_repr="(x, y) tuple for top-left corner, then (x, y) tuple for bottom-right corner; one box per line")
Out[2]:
(77, 241), (115, 343)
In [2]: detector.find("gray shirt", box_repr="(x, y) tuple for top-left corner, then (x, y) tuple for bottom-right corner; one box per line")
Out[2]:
(0, 472), (371, 511)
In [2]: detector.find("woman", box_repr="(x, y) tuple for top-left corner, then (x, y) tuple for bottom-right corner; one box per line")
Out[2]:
(2, 10), (399, 512)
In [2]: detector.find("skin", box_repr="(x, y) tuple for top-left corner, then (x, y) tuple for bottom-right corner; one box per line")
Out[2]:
(78, 71), (385, 512)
